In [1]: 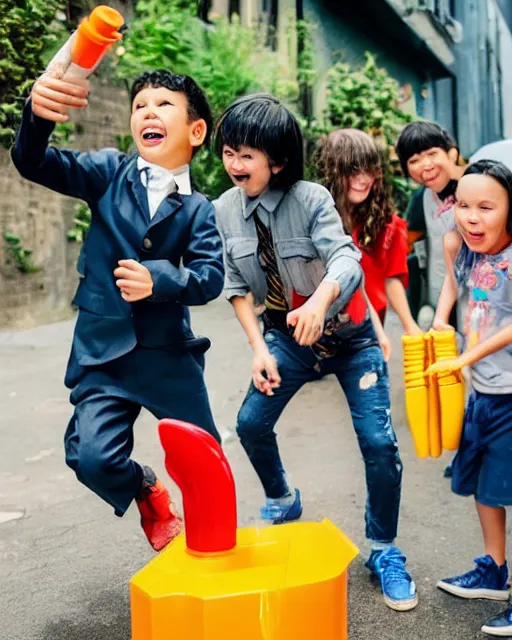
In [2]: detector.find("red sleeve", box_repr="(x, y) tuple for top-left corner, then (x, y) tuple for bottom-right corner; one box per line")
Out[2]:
(385, 215), (409, 289)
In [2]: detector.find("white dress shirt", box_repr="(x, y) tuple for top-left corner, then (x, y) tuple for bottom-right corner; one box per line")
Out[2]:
(137, 157), (192, 218)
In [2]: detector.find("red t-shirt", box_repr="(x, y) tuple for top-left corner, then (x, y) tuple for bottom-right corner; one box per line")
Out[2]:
(352, 214), (409, 314)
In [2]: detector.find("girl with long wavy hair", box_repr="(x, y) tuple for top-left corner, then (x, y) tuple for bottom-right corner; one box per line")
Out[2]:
(319, 128), (421, 334)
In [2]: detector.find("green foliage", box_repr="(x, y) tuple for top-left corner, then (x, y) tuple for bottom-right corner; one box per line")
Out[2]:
(315, 52), (415, 214)
(4, 231), (40, 273)
(322, 52), (412, 142)
(67, 201), (91, 243)
(115, 133), (135, 154)
(50, 120), (85, 145)
(114, 0), (196, 78)
(0, 0), (68, 148)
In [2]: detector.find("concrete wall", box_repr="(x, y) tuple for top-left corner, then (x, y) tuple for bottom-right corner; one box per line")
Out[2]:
(0, 81), (131, 329)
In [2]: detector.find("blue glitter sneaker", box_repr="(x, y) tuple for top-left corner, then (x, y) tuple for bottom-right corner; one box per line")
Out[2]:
(366, 546), (418, 611)
(437, 555), (509, 600)
(259, 489), (303, 524)
(481, 606), (512, 636)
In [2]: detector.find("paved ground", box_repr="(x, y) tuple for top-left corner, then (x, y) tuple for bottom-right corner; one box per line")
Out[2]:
(0, 300), (510, 639)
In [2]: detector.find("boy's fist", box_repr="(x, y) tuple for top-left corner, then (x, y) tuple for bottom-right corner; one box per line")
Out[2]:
(114, 259), (154, 302)
(31, 72), (89, 123)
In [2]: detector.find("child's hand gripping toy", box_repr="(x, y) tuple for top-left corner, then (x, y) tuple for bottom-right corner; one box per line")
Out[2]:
(402, 330), (465, 459)
(45, 5), (125, 81)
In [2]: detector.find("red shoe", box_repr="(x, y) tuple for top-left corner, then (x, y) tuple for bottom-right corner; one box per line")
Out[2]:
(135, 465), (183, 551)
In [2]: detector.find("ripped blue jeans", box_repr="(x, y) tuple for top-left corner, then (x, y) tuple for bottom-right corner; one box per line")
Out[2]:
(236, 320), (402, 543)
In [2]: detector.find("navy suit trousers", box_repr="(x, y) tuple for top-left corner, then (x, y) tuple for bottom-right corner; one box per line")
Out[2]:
(64, 346), (220, 515)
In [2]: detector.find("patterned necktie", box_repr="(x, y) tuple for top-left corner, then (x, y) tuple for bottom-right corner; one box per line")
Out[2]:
(253, 211), (288, 312)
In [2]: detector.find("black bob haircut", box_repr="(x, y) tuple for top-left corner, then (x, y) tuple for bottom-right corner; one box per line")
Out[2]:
(463, 159), (512, 235)
(215, 93), (304, 189)
(396, 121), (459, 177)
(130, 69), (213, 147)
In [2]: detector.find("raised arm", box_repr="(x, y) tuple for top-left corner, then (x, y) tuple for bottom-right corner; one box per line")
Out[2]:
(385, 216), (422, 335)
(432, 230), (463, 330)
(427, 324), (512, 376)
(11, 76), (119, 202)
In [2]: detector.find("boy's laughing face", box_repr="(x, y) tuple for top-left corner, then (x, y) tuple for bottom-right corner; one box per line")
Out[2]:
(406, 146), (459, 193)
(130, 86), (206, 169)
(222, 144), (283, 198)
(455, 173), (512, 254)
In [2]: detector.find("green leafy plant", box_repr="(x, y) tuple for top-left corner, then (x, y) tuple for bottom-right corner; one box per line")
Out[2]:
(67, 201), (91, 243)
(4, 231), (40, 273)
(113, 0), (196, 79)
(0, 0), (69, 148)
(50, 120), (85, 145)
(315, 52), (415, 214)
(115, 133), (135, 154)
(323, 52), (412, 142)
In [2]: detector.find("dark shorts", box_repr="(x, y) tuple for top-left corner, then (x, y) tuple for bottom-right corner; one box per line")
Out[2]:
(452, 390), (512, 507)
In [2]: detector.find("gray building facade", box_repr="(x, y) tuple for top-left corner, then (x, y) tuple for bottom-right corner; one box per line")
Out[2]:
(210, 0), (512, 156)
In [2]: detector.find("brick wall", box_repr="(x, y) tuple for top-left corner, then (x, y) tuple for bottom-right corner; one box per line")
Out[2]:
(0, 81), (131, 328)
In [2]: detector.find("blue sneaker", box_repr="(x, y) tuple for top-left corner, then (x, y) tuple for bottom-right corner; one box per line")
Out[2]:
(366, 546), (418, 611)
(259, 489), (303, 524)
(437, 555), (509, 600)
(481, 606), (512, 636)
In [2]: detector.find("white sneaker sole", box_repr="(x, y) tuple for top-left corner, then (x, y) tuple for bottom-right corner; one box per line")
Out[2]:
(384, 593), (419, 611)
(480, 624), (512, 637)
(436, 581), (510, 601)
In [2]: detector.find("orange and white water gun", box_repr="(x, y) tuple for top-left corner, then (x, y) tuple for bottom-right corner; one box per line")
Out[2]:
(45, 6), (126, 80)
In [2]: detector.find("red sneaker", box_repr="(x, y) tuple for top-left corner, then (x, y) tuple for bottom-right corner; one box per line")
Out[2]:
(136, 465), (183, 551)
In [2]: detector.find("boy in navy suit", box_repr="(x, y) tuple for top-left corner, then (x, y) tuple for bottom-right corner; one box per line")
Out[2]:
(12, 69), (224, 551)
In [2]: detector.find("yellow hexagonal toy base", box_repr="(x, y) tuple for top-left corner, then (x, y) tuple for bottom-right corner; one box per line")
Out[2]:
(131, 519), (358, 640)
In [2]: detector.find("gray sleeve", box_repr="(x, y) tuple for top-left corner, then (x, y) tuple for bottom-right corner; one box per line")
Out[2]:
(308, 188), (363, 317)
(214, 204), (250, 300)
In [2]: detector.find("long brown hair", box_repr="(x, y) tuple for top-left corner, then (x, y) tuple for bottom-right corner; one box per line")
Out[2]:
(318, 129), (394, 250)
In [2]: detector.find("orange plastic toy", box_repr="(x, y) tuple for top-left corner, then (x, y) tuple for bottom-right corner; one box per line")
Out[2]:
(45, 6), (125, 79)
(71, 6), (124, 70)
(130, 420), (359, 640)
(402, 330), (465, 459)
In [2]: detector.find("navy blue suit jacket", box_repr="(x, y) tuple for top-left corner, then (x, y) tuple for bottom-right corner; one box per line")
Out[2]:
(12, 103), (224, 368)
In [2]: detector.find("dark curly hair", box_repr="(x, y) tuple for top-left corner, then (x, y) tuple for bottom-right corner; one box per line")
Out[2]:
(317, 129), (393, 250)
(130, 69), (213, 147)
